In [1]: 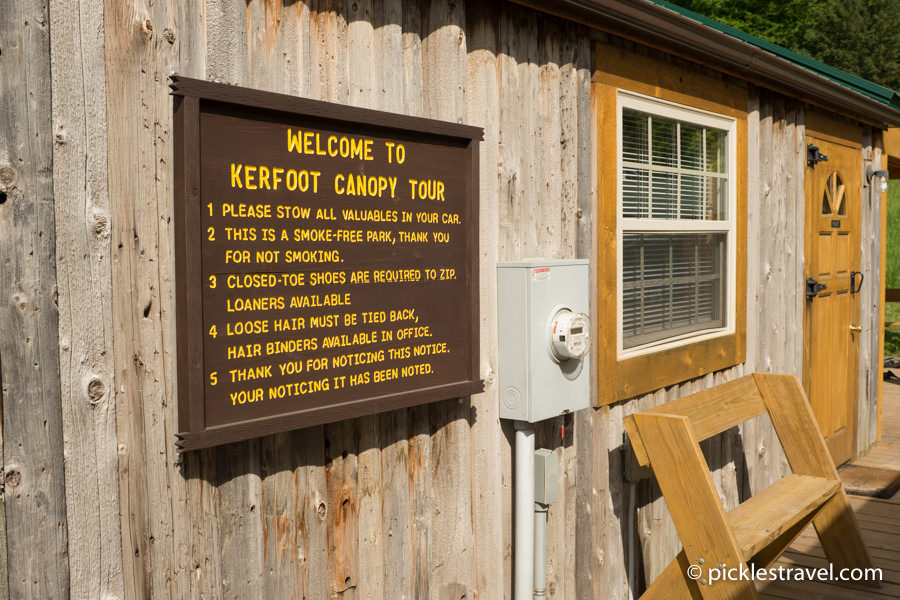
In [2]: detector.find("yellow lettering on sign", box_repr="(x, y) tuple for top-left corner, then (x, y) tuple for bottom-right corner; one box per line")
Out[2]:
(408, 179), (445, 201)
(287, 129), (302, 153)
(288, 129), (373, 160)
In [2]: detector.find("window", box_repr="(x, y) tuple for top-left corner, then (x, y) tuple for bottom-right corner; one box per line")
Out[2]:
(617, 93), (737, 357)
(594, 46), (747, 405)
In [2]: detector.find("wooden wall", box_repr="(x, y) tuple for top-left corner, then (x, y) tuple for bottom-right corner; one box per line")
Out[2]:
(0, 1), (886, 599)
(860, 128), (885, 453)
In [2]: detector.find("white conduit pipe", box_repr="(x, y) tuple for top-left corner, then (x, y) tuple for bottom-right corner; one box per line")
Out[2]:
(533, 503), (548, 599)
(514, 421), (535, 600)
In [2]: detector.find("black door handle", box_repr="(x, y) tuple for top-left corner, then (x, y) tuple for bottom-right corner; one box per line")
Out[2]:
(806, 277), (827, 301)
(850, 271), (864, 294)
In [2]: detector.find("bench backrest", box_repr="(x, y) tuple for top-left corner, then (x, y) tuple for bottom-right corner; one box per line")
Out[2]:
(624, 374), (769, 467)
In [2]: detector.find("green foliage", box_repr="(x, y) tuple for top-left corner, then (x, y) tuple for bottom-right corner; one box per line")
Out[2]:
(885, 326), (900, 357)
(668, 0), (900, 91)
(887, 184), (900, 289)
(802, 0), (900, 92)
(882, 185), (900, 356)
(670, 0), (812, 49)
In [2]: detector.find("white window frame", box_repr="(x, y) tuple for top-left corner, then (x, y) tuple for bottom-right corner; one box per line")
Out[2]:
(616, 91), (738, 359)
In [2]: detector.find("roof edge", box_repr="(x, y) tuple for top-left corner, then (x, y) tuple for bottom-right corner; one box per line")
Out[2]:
(508, 0), (900, 128)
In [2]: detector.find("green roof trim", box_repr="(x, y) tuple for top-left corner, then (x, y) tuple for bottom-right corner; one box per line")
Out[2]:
(647, 0), (900, 110)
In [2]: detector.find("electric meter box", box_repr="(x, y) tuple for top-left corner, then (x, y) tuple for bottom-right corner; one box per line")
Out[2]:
(497, 259), (591, 422)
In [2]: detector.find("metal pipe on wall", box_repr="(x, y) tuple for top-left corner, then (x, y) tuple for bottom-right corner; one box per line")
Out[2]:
(514, 421), (536, 600)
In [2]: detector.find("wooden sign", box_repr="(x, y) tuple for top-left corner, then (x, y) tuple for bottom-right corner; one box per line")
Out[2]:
(171, 77), (483, 451)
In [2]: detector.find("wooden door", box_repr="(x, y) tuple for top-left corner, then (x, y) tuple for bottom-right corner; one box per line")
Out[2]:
(804, 135), (861, 466)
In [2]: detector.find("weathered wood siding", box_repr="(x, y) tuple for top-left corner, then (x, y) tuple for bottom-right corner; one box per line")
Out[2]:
(0, 1), (887, 599)
(1, 2), (70, 599)
(63, 1), (593, 598)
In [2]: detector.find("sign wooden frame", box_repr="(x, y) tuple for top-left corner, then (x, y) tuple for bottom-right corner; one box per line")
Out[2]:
(172, 76), (483, 451)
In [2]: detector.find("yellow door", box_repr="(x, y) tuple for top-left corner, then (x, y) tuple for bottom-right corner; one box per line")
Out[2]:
(804, 135), (861, 466)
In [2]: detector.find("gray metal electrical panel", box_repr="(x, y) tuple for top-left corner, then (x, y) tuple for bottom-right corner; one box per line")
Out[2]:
(497, 259), (591, 422)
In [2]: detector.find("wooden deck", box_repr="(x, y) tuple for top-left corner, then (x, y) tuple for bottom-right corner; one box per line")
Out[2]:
(759, 375), (900, 599)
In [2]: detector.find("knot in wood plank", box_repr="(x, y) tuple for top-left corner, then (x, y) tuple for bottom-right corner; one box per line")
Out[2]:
(93, 211), (110, 238)
(88, 378), (106, 405)
(5, 468), (21, 488)
(0, 164), (17, 188)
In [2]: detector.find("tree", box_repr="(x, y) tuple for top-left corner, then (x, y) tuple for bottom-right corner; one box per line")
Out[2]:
(801, 0), (900, 91)
(668, 0), (900, 91)
(668, 0), (812, 49)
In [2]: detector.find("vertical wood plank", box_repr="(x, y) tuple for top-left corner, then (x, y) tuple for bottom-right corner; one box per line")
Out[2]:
(261, 434), (295, 600)
(399, 4), (431, 598)
(300, 426), (329, 600)
(421, 3), (476, 599)
(464, 3), (506, 600)
(184, 451), (223, 600)
(401, 0), (423, 118)
(872, 133), (886, 447)
(105, 0), (206, 597)
(206, 0), (247, 83)
(793, 106), (807, 379)
(239, 5), (309, 599)
(104, 1), (150, 594)
(292, 1), (317, 100)
(174, 5), (212, 600)
(499, 3), (541, 259)
(216, 442), (264, 597)
(537, 17), (562, 258)
(325, 419), (359, 598)
(859, 128), (881, 452)
(374, 3), (413, 599)
(0, 1), (70, 598)
(316, 0), (350, 104)
(575, 23), (596, 600)
(370, 2), (415, 598)
(745, 86), (761, 374)
(356, 416), (384, 600)
(0, 397), (5, 600)
(408, 405), (432, 599)
(535, 15), (565, 599)
(379, 409), (412, 599)
(598, 402), (629, 598)
(344, 8), (388, 598)
(48, 0), (125, 597)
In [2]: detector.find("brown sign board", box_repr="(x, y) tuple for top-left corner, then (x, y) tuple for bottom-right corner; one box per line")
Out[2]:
(171, 77), (483, 451)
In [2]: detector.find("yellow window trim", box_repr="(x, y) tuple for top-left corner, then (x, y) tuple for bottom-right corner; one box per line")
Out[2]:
(594, 44), (748, 405)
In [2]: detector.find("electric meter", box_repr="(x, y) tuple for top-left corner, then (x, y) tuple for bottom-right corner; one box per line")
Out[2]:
(549, 309), (590, 361)
(497, 259), (591, 422)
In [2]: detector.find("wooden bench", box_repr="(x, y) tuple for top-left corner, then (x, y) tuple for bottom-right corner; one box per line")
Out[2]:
(624, 373), (875, 599)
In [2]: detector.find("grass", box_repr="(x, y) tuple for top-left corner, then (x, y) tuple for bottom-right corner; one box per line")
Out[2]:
(887, 299), (900, 357)
(886, 303), (900, 357)
(885, 183), (900, 357)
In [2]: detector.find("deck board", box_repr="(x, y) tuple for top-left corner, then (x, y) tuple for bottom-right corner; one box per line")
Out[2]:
(759, 376), (900, 599)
